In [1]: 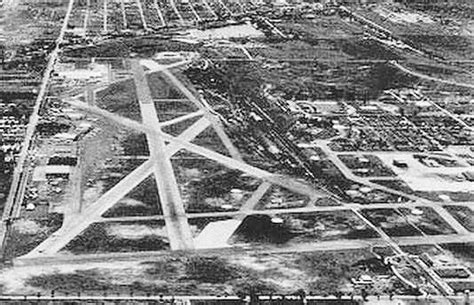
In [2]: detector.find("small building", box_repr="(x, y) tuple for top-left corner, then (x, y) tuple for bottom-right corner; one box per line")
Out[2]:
(33, 165), (73, 181)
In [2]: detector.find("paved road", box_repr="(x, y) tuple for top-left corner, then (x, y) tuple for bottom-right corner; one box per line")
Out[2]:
(0, 0), (76, 253)
(152, 0), (166, 27)
(135, 0), (148, 31)
(103, 0), (107, 32)
(15, 232), (474, 267)
(67, 99), (329, 200)
(392, 60), (474, 90)
(95, 200), (472, 224)
(120, 0), (127, 28)
(392, 61), (473, 130)
(187, 1), (201, 22)
(131, 60), (194, 251)
(26, 95), (212, 255)
(201, 0), (218, 19)
(24, 160), (155, 257)
(83, 0), (90, 33)
(159, 110), (204, 127)
(160, 68), (244, 161)
(164, 117), (211, 155)
(318, 142), (470, 235)
(238, 182), (272, 214)
(169, 0), (185, 25)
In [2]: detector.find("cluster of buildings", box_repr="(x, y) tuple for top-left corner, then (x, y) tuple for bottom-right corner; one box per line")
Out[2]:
(0, 108), (27, 172)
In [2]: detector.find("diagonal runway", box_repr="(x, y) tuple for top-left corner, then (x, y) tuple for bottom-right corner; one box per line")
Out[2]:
(25, 105), (212, 256)
(66, 99), (328, 200)
(165, 117), (211, 155)
(159, 110), (204, 127)
(131, 60), (194, 251)
(160, 68), (244, 161)
(24, 159), (155, 257)
(26, 67), (334, 256)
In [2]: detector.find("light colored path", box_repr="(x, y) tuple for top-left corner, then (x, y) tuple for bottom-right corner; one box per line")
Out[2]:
(15, 232), (474, 267)
(103, 0), (107, 32)
(94, 200), (473, 223)
(194, 219), (241, 249)
(392, 60), (474, 90)
(0, 0), (77, 253)
(169, 0), (185, 25)
(131, 59), (194, 251)
(201, 0), (218, 19)
(135, 0), (148, 30)
(120, 0), (127, 28)
(216, 0), (232, 16)
(159, 110), (204, 127)
(320, 143), (470, 235)
(66, 99), (327, 200)
(160, 67), (243, 161)
(187, 1), (201, 22)
(238, 182), (272, 214)
(152, 0), (166, 26)
(165, 117), (210, 155)
(431, 205), (470, 234)
(83, 0), (90, 33)
(23, 160), (155, 257)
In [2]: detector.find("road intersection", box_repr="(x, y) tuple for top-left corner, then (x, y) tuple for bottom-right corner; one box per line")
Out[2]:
(23, 60), (474, 261)
(3, 28), (471, 296)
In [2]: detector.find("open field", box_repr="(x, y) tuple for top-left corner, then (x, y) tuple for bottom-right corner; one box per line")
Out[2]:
(173, 153), (261, 213)
(444, 206), (474, 232)
(2, 0), (474, 299)
(3, 214), (63, 260)
(361, 209), (421, 237)
(62, 220), (169, 254)
(95, 80), (141, 121)
(1, 249), (402, 297)
(103, 176), (162, 218)
(230, 211), (379, 246)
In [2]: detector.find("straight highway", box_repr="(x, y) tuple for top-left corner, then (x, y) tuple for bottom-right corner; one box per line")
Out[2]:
(0, 0), (76, 255)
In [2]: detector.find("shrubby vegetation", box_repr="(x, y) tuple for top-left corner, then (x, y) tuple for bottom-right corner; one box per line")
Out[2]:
(63, 222), (168, 254)
(3, 213), (63, 259)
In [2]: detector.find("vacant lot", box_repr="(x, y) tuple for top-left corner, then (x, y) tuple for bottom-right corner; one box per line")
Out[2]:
(230, 211), (379, 246)
(444, 206), (474, 232)
(62, 220), (169, 254)
(441, 243), (474, 274)
(13, 249), (398, 296)
(338, 154), (396, 177)
(361, 209), (421, 237)
(103, 176), (162, 218)
(256, 186), (309, 210)
(95, 80), (141, 121)
(3, 213), (63, 259)
(398, 207), (456, 235)
(173, 153), (260, 213)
